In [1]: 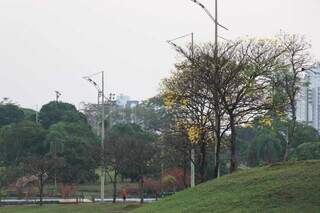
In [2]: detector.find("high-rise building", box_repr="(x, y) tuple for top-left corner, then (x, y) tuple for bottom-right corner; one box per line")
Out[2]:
(296, 67), (320, 132)
(116, 94), (130, 108)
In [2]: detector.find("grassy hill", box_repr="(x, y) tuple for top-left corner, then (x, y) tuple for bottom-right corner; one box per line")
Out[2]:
(134, 160), (320, 213)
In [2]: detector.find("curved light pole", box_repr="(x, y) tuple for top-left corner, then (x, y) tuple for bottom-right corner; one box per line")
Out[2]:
(190, 0), (228, 31)
(167, 32), (196, 188)
(190, 0), (229, 178)
(167, 32), (194, 57)
(166, 1), (229, 186)
(189, 0), (229, 58)
(83, 71), (105, 202)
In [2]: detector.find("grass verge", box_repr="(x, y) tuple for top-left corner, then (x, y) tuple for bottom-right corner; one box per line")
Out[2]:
(134, 160), (320, 213)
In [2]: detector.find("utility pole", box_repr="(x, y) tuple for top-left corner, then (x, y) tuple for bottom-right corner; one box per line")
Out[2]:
(83, 71), (106, 202)
(214, 0), (220, 179)
(214, 0), (218, 55)
(190, 32), (196, 188)
(97, 91), (101, 136)
(101, 71), (105, 202)
(191, 149), (195, 187)
(167, 32), (196, 188)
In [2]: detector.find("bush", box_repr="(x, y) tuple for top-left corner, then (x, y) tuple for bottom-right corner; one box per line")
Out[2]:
(163, 168), (189, 190)
(144, 179), (161, 195)
(59, 183), (76, 198)
(163, 175), (177, 192)
(295, 142), (320, 160)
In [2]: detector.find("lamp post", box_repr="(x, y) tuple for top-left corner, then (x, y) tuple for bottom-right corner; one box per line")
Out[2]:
(83, 71), (105, 202)
(166, 1), (230, 185)
(189, 0), (229, 179)
(167, 33), (195, 188)
(189, 0), (229, 63)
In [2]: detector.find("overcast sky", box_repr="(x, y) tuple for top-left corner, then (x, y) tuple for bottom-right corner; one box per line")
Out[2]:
(0, 0), (319, 110)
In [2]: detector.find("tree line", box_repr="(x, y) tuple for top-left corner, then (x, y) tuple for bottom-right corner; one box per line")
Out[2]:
(0, 100), (97, 204)
(1, 32), (320, 204)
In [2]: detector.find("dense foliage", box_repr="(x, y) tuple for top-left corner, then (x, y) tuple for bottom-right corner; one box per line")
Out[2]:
(0, 101), (99, 200)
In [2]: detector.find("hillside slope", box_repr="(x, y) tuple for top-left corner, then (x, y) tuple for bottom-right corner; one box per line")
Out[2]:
(134, 161), (320, 213)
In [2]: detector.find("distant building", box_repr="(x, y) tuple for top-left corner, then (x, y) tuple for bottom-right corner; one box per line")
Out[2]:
(115, 94), (139, 109)
(126, 100), (139, 109)
(296, 67), (320, 132)
(116, 94), (130, 108)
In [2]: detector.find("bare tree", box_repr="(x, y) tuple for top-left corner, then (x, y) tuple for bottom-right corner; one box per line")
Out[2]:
(276, 33), (314, 161)
(104, 135), (127, 203)
(166, 37), (289, 175)
(24, 156), (63, 205)
(213, 39), (285, 172)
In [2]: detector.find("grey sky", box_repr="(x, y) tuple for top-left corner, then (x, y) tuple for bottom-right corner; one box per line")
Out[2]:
(0, 0), (319, 110)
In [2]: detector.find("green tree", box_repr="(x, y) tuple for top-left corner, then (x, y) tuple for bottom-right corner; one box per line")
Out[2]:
(104, 124), (138, 203)
(21, 108), (37, 122)
(0, 166), (7, 203)
(135, 96), (173, 132)
(0, 103), (24, 128)
(295, 142), (320, 160)
(236, 118), (319, 167)
(39, 101), (86, 128)
(48, 122), (98, 183)
(114, 124), (157, 203)
(0, 121), (47, 166)
(292, 123), (320, 148)
(161, 131), (192, 188)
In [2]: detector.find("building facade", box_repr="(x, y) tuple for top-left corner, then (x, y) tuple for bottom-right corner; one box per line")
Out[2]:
(296, 67), (320, 132)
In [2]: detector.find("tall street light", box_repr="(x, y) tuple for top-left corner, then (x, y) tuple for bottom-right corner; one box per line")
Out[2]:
(167, 32), (196, 188)
(167, 32), (194, 58)
(83, 71), (105, 202)
(166, 0), (230, 188)
(190, 0), (229, 178)
(189, 0), (229, 56)
(83, 76), (102, 135)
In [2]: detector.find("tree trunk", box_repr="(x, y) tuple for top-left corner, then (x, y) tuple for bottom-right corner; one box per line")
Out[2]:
(229, 115), (237, 173)
(139, 176), (144, 204)
(160, 164), (163, 196)
(199, 141), (207, 183)
(214, 108), (222, 178)
(214, 137), (221, 178)
(284, 103), (296, 161)
(112, 175), (117, 203)
(39, 175), (43, 206)
(183, 155), (187, 188)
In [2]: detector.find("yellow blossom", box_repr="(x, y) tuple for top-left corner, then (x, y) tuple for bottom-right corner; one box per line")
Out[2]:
(187, 126), (201, 144)
(259, 116), (273, 127)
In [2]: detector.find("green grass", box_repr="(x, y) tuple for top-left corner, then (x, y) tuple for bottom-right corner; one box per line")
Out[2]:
(134, 160), (320, 213)
(0, 203), (140, 213)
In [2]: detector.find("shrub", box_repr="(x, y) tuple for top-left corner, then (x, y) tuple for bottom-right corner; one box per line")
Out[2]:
(59, 183), (76, 198)
(295, 142), (320, 160)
